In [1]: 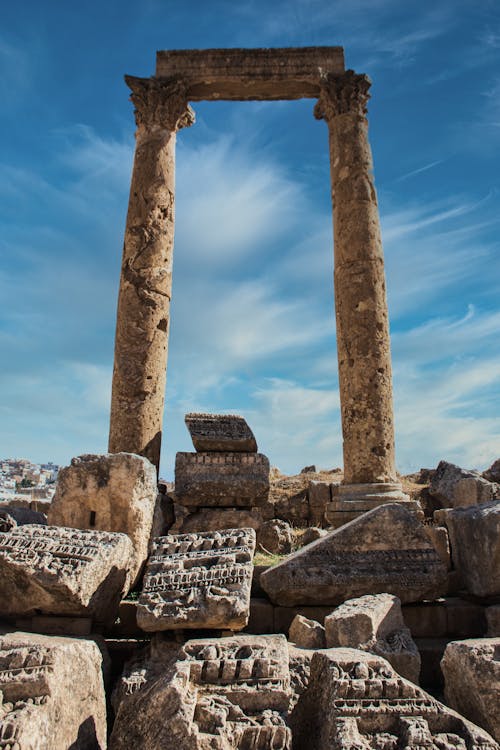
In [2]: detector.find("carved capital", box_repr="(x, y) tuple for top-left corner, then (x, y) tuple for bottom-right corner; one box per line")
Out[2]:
(125, 75), (195, 134)
(314, 70), (371, 122)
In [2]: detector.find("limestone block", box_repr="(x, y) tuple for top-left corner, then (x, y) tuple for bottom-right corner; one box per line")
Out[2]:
(289, 615), (326, 649)
(483, 458), (500, 483)
(185, 412), (257, 452)
(48, 452), (157, 585)
(487, 606), (500, 636)
(245, 598), (274, 634)
(261, 503), (447, 606)
(438, 502), (500, 597)
(0, 630), (106, 749)
(0, 524), (132, 622)
(324, 594), (420, 683)
(425, 524), (452, 569)
(0, 506), (47, 531)
(110, 633), (291, 750)
(444, 598), (487, 638)
(136, 528), (256, 631)
(175, 452), (270, 507)
(402, 602), (448, 638)
(442, 638), (500, 741)
(290, 647), (499, 750)
(299, 527), (327, 546)
(308, 481), (330, 526)
(429, 460), (499, 508)
(257, 519), (293, 554)
(177, 506), (264, 534)
(273, 606), (333, 634)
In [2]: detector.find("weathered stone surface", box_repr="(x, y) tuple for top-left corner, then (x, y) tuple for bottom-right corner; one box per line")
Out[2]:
(289, 615), (326, 649)
(291, 647), (499, 749)
(308, 481), (330, 526)
(442, 638), (500, 742)
(487, 606), (500, 636)
(437, 502), (500, 597)
(257, 519), (293, 554)
(173, 506), (265, 534)
(299, 527), (328, 546)
(48, 452), (157, 586)
(483, 458), (500, 484)
(185, 413), (257, 452)
(425, 524), (452, 569)
(175, 452), (270, 507)
(325, 593), (420, 683)
(137, 528), (255, 631)
(0, 506), (47, 531)
(430, 460), (499, 508)
(0, 524), (132, 622)
(315, 71), (398, 486)
(261, 503), (447, 606)
(0, 630), (106, 749)
(110, 633), (291, 749)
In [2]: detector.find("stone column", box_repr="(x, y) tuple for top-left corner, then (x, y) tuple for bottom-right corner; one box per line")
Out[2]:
(108, 76), (195, 472)
(315, 70), (407, 507)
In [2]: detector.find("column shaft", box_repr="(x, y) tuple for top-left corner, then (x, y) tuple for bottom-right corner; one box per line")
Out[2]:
(315, 71), (397, 485)
(108, 76), (194, 471)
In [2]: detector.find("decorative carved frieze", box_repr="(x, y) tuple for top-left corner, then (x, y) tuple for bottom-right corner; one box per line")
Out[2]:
(314, 69), (371, 122)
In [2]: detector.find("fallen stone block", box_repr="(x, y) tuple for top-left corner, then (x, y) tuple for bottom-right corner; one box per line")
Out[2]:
(430, 460), (499, 508)
(261, 503), (447, 606)
(425, 524), (452, 569)
(0, 506), (47, 531)
(175, 451), (270, 507)
(483, 458), (500, 484)
(437, 502), (500, 597)
(185, 412), (258, 452)
(173, 506), (265, 534)
(136, 528), (255, 631)
(257, 519), (293, 554)
(0, 630), (106, 749)
(0, 524), (132, 622)
(307, 481), (330, 526)
(48, 452), (157, 586)
(110, 633), (291, 750)
(290, 647), (499, 750)
(487, 606), (500, 636)
(442, 638), (500, 742)
(324, 593), (420, 683)
(289, 615), (326, 649)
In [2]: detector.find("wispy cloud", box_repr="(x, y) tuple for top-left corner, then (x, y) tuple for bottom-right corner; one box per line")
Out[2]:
(394, 160), (444, 183)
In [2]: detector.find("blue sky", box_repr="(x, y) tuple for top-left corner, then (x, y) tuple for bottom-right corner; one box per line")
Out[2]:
(1, 0), (499, 478)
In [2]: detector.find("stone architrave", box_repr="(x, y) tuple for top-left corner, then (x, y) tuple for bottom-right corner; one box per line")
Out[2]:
(48, 452), (157, 586)
(0, 524), (132, 622)
(0, 630), (107, 749)
(185, 413), (258, 452)
(175, 452), (270, 507)
(314, 71), (405, 501)
(324, 593), (420, 683)
(261, 503), (448, 606)
(110, 634), (291, 750)
(430, 460), (499, 508)
(136, 528), (256, 631)
(290, 647), (499, 750)
(108, 76), (195, 472)
(436, 501), (500, 597)
(442, 638), (500, 742)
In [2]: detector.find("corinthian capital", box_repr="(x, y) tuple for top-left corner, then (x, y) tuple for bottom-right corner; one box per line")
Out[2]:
(314, 70), (371, 122)
(125, 75), (195, 134)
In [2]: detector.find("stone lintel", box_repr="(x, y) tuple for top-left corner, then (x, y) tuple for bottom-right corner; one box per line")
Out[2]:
(155, 46), (345, 100)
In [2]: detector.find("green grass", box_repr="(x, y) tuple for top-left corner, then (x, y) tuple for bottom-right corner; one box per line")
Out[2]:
(253, 551), (284, 567)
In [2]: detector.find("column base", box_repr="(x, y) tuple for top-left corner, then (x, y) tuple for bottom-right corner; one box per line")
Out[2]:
(325, 482), (423, 528)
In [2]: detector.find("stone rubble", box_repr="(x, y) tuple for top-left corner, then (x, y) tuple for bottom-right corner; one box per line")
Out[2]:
(324, 593), (421, 683)
(257, 519), (293, 554)
(136, 528), (256, 631)
(429, 460), (499, 508)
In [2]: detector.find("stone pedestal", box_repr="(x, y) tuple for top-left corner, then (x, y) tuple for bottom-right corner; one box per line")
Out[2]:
(315, 70), (404, 507)
(108, 77), (194, 471)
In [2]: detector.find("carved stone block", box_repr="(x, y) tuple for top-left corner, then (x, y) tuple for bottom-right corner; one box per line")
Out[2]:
(261, 503), (448, 606)
(137, 528), (256, 631)
(0, 524), (132, 622)
(291, 647), (499, 749)
(0, 630), (106, 749)
(175, 452), (270, 507)
(110, 634), (291, 749)
(185, 413), (257, 452)
(48, 452), (158, 586)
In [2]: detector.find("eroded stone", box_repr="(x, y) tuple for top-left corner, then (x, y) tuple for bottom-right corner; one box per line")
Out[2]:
(289, 615), (326, 649)
(325, 593), (420, 683)
(0, 524), (132, 622)
(48, 452), (157, 586)
(257, 519), (293, 554)
(110, 634), (291, 749)
(430, 460), (499, 508)
(137, 528), (255, 631)
(442, 638), (500, 742)
(175, 452), (270, 507)
(291, 647), (499, 749)
(261, 503), (447, 606)
(185, 413), (257, 452)
(0, 630), (106, 749)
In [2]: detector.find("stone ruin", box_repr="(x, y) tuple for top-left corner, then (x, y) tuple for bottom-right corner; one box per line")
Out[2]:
(1, 45), (499, 749)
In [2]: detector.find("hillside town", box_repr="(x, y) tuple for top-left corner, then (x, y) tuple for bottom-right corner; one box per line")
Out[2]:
(0, 457), (59, 504)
